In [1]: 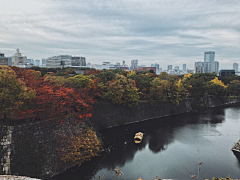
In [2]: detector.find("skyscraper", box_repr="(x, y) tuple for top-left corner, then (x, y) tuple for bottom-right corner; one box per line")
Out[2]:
(233, 63), (238, 72)
(183, 64), (186, 71)
(131, 60), (138, 70)
(204, 51), (215, 73)
(195, 61), (204, 73)
(167, 65), (172, 71)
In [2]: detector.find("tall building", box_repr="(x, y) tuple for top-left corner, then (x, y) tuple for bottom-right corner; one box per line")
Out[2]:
(183, 64), (186, 71)
(46, 55), (71, 68)
(42, 59), (46, 67)
(131, 60), (138, 70)
(71, 57), (86, 66)
(167, 65), (172, 71)
(233, 63), (238, 72)
(12, 49), (27, 66)
(211, 61), (219, 74)
(204, 51), (215, 73)
(195, 61), (204, 73)
(151, 63), (160, 70)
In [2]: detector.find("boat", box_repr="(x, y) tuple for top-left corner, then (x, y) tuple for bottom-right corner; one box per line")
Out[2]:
(232, 140), (240, 158)
(134, 132), (143, 144)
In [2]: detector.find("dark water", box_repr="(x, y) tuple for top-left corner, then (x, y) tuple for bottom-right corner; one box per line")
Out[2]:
(53, 104), (240, 180)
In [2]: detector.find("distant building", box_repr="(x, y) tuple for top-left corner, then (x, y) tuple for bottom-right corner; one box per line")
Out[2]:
(187, 69), (194, 74)
(151, 63), (160, 70)
(46, 55), (71, 68)
(204, 51), (217, 73)
(195, 61), (204, 73)
(233, 63), (238, 73)
(71, 57), (86, 66)
(42, 59), (46, 67)
(211, 61), (219, 74)
(131, 60), (138, 70)
(35, 60), (41, 67)
(12, 49), (27, 66)
(135, 67), (156, 73)
(167, 65), (172, 71)
(183, 64), (186, 71)
(120, 67), (129, 70)
(0, 53), (12, 66)
(219, 69), (235, 77)
(174, 66), (179, 70)
(27, 59), (34, 65)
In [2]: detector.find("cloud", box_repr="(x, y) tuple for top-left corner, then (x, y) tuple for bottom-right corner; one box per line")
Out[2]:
(0, 0), (239, 69)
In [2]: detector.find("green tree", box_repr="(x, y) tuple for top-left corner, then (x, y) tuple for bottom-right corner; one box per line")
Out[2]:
(0, 66), (35, 120)
(68, 74), (93, 89)
(101, 74), (140, 107)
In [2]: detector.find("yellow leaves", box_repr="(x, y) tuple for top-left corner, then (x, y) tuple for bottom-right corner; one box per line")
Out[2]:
(137, 178), (143, 180)
(183, 73), (192, 79)
(211, 77), (228, 89)
(59, 126), (102, 166)
(127, 70), (136, 77)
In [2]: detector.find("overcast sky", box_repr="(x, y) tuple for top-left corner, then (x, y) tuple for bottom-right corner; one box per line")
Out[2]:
(0, 0), (240, 69)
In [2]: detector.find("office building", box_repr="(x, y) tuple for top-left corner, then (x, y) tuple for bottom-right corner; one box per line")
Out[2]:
(151, 63), (160, 70)
(211, 61), (219, 74)
(131, 60), (138, 70)
(46, 55), (71, 68)
(35, 60), (41, 67)
(219, 70), (235, 77)
(195, 61), (204, 73)
(204, 51), (216, 73)
(27, 59), (34, 65)
(167, 65), (172, 71)
(233, 63), (238, 73)
(12, 49), (27, 66)
(42, 59), (46, 67)
(183, 64), (186, 71)
(71, 57), (86, 66)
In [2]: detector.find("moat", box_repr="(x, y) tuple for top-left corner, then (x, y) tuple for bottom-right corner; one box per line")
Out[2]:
(53, 103), (240, 180)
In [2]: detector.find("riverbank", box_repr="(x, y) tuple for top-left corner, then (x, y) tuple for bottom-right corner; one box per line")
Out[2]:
(0, 175), (40, 180)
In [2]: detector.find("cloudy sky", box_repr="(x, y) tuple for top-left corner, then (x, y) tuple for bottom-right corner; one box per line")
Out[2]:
(0, 0), (240, 69)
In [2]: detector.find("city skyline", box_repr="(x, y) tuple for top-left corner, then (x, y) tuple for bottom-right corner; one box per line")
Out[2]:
(0, 1), (240, 69)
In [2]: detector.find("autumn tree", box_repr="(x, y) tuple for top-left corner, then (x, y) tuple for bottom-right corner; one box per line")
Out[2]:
(59, 126), (102, 166)
(0, 66), (35, 120)
(101, 74), (141, 107)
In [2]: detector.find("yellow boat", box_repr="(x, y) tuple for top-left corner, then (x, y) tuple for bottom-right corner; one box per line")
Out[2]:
(134, 132), (143, 144)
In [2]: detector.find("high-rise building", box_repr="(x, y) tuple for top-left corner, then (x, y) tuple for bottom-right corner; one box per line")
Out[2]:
(211, 61), (219, 74)
(151, 63), (160, 70)
(167, 65), (172, 71)
(12, 49), (27, 66)
(131, 60), (138, 70)
(71, 57), (86, 66)
(233, 63), (238, 73)
(183, 64), (186, 71)
(42, 59), (46, 67)
(195, 61), (204, 73)
(204, 51), (215, 73)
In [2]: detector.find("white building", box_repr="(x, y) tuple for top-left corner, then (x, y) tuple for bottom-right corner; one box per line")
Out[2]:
(204, 51), (215, 73)
(12, 49), (27, 66)
(46, 55), (71, 68)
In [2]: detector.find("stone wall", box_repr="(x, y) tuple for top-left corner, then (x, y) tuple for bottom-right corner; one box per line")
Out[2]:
(0, 117), (85, 179)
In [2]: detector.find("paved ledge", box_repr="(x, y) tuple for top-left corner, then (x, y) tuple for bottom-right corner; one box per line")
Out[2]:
(0, 175), (41, 180)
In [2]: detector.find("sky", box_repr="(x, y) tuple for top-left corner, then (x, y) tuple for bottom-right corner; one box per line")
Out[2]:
(0, 0), (240, 69)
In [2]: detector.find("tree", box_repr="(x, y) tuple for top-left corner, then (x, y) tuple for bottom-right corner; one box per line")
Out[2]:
(68, 74), (93, 90)
(0, 66), (35, 120)
(101, 74), (140, 107)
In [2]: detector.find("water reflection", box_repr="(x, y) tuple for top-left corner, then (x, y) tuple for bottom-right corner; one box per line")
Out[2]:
(53, 104), (240, 180)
